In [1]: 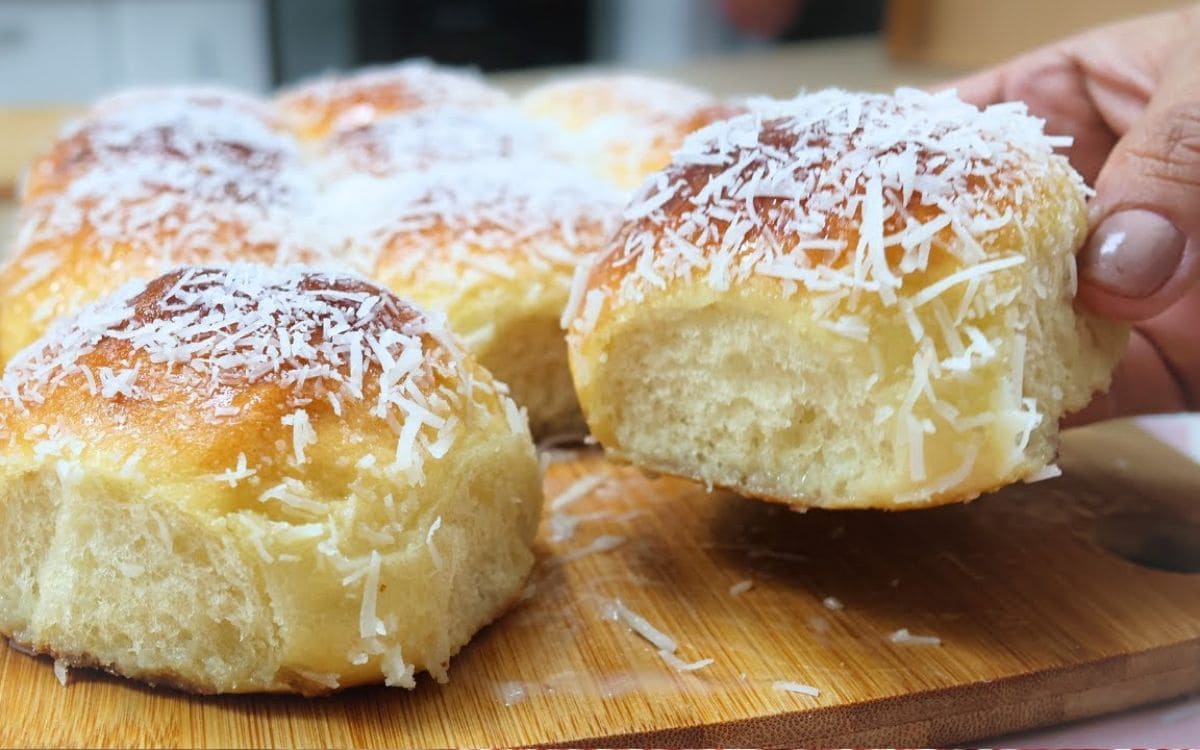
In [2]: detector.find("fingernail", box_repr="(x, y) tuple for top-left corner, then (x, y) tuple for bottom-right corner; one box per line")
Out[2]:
(1080, 209), (1185, 298)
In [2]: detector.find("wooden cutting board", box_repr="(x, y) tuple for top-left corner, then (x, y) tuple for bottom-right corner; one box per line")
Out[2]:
(2, 419), (1199, 748)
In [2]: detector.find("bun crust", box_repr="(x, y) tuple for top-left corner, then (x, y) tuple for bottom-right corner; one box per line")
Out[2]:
(276, 62), (510, 141)
(0, 265), (542, 693)
(1, 77), (620, 443)
(521, 74), (734, 189)
(319, 106), (575, 179)
(565, 89), (1127, 509)
(0, 90), (324, 364)
(20, 87), (282, 202)
(338, 158), (625, 437)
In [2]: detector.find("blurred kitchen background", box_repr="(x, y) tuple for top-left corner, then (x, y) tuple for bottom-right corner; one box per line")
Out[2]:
(0, 0), (1188, 202)
(0, 0), (1189, 103)
(0, 0), (888, 101)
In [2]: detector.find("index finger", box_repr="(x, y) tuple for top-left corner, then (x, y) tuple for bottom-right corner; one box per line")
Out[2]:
(934, 66), (1008, 107)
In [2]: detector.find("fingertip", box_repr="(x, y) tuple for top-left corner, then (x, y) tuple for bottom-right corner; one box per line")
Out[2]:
(1076, 209), (1199, 321)
(1060, 328), (1187, 427)
(937, 70), (1004, 107)
(1075, 281), (1163, 322)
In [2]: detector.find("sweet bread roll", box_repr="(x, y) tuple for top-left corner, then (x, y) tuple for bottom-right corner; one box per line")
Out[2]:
(565, 88), (1128, 509)
(319, 106), (574, 179)
(336, 158), (624, 438)
(0, 265), (542, 694)
(520, 73), (733, 189)
(276, 61), (511, 141)
(19, 86), (280, 203)
(0, 88), (323, 365)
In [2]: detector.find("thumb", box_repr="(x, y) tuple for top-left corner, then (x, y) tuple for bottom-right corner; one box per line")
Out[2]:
(1076, 38), (1200, 322)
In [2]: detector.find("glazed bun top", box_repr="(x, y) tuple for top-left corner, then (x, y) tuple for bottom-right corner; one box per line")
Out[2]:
(0, 265), (487, 507)
(566, 87), (1083, 336)
(276, 61), (511, 140)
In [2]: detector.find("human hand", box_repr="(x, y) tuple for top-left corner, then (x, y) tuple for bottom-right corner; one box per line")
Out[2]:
(717, 0), (805, 38)
(948, 6), (1200, 422)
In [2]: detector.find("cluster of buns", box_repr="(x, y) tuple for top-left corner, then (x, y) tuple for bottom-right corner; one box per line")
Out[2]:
(0, 64), (723, 437)
(0, 63), (1126, 695)
(0, 62), (725, 694)
(1, 87), (322, 363)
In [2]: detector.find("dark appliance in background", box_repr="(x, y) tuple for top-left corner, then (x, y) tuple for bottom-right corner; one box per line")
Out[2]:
(354, 0), (589, 71)
(269, 0), (591, 86)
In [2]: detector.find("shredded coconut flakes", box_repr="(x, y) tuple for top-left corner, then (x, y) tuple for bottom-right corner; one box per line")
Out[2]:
(566, 87), (1077, 493)
(890, 627), (943, 646)
(773, 680), (820, 697)
(3, 265), (472, 482)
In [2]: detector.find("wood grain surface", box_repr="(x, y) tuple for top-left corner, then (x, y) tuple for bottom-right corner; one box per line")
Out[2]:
(2, 419), (1199, 748)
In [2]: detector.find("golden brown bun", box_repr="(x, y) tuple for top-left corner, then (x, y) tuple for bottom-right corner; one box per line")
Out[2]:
(565, 88), (1128, 510)
(20, 87), (282, 203)
(275, 61), (511, 141)
(0, 265), (542, 694)
(334, 158), (624, 438)
(0, 88), (326, 365)
(520, 73), (737, 189)
(318, 106), (575, 179)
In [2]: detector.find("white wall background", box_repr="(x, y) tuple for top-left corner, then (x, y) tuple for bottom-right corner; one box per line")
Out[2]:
(0, 0), (270, 103)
